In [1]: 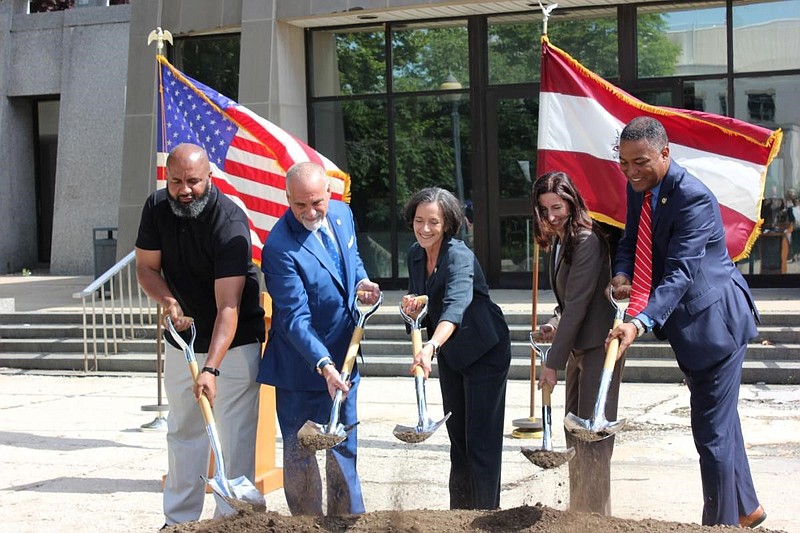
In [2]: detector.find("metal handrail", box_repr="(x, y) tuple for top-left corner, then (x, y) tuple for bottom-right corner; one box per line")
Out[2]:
(72, 250), (157, 371)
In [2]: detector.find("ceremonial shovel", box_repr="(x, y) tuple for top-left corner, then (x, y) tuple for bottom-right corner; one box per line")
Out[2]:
(521, 333), (576, 469)
(563, 288), (627, 442)
(165, 317), (266, 513)
(298, 292), (384, 452)
(393, 295), (451, 443)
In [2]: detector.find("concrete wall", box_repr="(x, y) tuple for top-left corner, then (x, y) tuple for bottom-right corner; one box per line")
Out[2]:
(0, 1), (130, 275)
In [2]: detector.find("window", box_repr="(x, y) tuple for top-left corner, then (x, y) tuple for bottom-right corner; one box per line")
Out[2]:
(733, 0), (800, 73)
(487, 11), (618, 84)
(392, 21), (469, 93)
(637, 3), (726, 78)
(747, 92), (776, 122)
(173, 35), (241, 100)
(311, 27), (386, 97)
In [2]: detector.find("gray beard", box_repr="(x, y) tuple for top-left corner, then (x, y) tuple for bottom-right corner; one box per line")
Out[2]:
(167, 183), (212, 219)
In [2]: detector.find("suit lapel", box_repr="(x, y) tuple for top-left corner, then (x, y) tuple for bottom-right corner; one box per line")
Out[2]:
(551, 238), (566, 310)
(409, 244), (426, 293)
(652, 161), (678, 233)
(288, 212), (345, 291)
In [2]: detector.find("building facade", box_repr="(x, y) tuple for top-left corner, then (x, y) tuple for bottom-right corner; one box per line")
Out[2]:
(1, 0), (798, 289)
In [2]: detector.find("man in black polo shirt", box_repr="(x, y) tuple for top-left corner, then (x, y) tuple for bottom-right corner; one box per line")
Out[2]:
(135, 143), (265, 527)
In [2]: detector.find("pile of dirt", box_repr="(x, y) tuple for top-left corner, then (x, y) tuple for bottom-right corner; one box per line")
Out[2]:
(165, 503), (787, 533)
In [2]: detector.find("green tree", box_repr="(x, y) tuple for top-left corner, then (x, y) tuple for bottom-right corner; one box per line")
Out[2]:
(637, 14), (682, 77)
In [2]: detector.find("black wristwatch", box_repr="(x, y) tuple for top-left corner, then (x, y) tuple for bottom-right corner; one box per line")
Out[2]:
(201, 366), (220, 377)
(316, 357), (334, 376)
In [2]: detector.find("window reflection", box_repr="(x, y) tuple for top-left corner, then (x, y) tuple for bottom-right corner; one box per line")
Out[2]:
(392, 21), (469, 93)
(312, 100), (391, 279)
(394, 94), (472, 273)
(733, 74), (800, 275)
(487, 11), (618, 84)
(497, 98), (538, 199)
(733, 0), (800, 73)
(500, 216), (541, 274)
(311, 27), (386, 97)
(173, 35), (241, 100)
(638, 4), (725, 78)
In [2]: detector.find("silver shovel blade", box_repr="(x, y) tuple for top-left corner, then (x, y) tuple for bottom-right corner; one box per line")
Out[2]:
(392, 412), (451, 444)
(521, 446), (576, 469)
(564, 412), (627, 442)
(204, 474), (266, 513)
(297, 420), (347, 451)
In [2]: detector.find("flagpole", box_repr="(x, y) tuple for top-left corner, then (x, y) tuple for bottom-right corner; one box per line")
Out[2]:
(139, 27), (174, 434)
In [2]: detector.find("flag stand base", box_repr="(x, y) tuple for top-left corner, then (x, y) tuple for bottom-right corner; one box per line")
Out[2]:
(511, 417), (543, 439)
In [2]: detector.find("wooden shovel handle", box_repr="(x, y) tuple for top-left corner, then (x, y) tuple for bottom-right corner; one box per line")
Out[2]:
(602, 318), (624, 372)
(340, 326), (364, 379)
(188, 360), (216, 426)
(411, 328), (425, 378)
(541, 381), (552, 407)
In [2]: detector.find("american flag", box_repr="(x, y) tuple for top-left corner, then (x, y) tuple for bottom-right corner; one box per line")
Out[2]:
(156, 56), (350, 264)
(537, 36), (783, 261)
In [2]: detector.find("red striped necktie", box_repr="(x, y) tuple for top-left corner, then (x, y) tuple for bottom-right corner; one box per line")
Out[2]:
(628, 191), (653, 316)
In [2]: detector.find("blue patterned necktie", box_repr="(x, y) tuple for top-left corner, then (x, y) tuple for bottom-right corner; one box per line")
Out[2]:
(319, 227), (345, 281)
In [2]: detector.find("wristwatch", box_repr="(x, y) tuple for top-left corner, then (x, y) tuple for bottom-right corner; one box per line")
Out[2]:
(201, 366), (220, 377)
(424, 340), (441, 357)
(316, 356), (334, 376)
(630, 318), (646, 338)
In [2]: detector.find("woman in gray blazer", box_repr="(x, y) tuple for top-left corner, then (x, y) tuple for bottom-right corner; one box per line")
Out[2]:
(532, 171), (623, 515)
(401, 187), (511, 510)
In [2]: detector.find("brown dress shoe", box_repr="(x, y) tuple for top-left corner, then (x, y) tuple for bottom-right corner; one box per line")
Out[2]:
(740, 505), (767, 528)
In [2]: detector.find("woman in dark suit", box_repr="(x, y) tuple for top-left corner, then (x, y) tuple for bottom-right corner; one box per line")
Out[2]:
(532, 171), (622, 515)
(401, 187), (511, 510)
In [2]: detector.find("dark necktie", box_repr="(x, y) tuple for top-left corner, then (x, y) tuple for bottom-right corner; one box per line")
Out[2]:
(319, 227), (345, 281)
(628, 191), (653, 316)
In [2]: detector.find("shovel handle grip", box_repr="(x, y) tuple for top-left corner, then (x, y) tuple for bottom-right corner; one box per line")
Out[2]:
(340, 326), (364, 380)
(188, 360), (216, 427)
(541, 382), (552, 407)
(410, 328), (426, 379)
(603, 318), (624, 372)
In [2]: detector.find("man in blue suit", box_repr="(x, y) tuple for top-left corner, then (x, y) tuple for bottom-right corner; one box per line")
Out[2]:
(258, 161), (380, 516)
(607, 117), (766, 528)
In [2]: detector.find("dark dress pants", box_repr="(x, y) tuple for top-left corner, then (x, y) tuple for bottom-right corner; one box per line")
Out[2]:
(438, 333), (511, 510)
(682, 343), (760, 526)
(275, 383), (365, 516)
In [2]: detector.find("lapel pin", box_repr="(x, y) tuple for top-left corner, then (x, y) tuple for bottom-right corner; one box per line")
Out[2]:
(336, 219), (342, 226)
(661, 197), (667, 205)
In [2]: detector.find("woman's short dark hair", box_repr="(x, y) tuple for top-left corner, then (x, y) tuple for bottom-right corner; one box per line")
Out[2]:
(531, 171), (607, 263)
(404, 187), (463, 238)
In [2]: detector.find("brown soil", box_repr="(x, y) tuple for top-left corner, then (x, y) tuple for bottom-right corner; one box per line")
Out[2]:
(164, 503), (787, 533)
(521, 447), (575, 469)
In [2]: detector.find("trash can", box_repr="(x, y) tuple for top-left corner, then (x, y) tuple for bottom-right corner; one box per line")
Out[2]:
(93, 227), (118, 293)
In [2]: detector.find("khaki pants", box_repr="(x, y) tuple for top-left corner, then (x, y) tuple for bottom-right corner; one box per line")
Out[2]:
(162, 342), (261, 525)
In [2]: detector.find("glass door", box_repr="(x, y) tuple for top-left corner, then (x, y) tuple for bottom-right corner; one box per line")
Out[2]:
(485, 85), (548, 288)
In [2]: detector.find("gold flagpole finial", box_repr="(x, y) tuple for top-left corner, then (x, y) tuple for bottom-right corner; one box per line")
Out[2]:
(147, 27), (173, 56)
(537, 2), (558, 35)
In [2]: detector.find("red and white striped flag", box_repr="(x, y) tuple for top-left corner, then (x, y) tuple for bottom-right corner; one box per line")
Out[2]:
(156, 56), (350, 265)
(536, 36), (783, 261)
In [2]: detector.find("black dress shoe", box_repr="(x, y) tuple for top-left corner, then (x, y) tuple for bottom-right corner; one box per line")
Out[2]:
(740, 505), (767, 528)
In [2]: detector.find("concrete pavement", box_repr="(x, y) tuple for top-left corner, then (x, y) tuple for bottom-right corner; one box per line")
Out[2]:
(0, 370), (798, 532)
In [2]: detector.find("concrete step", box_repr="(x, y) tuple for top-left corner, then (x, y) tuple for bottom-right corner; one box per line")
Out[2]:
(1, 352), (797, 384)
(3, 323), (800, 345)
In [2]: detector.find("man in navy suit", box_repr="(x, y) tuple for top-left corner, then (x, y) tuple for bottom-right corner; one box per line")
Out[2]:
(258, 161), (380, 516)
(607, 117), (766, 528)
